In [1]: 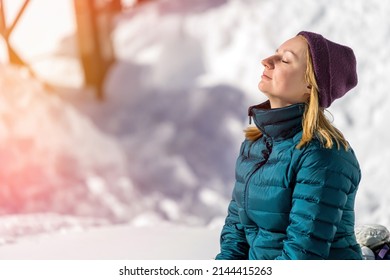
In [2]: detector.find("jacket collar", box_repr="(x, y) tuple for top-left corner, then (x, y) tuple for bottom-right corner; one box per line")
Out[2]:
(248, 100), (306, 140)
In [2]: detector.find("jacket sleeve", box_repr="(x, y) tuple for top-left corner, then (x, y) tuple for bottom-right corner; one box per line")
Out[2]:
(275, 146), (360, 260)
(215, 198), (249, 260)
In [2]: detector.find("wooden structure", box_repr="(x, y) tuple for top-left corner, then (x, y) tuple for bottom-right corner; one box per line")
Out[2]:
(0, 0), (123, 100)
(73, 0), (121, 99)
(0, 0), (32, 68)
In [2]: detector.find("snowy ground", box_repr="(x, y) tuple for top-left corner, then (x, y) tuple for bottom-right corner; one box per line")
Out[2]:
(0, 221), (221, 260)
(0, 0), (389, 259)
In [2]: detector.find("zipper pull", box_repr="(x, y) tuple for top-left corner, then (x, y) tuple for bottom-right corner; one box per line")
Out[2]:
(248, 107), (253, 125)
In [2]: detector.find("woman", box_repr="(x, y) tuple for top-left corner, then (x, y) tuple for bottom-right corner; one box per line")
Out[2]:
(215, 31), (362, 260)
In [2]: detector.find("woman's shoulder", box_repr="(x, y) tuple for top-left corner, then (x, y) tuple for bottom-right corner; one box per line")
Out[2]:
(297, 138), (361, 179)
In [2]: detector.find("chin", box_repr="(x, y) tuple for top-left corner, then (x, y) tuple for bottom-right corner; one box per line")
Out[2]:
(258, 81), (272, 93)
(258, 82), (266, 92)
(258, 86), (269, 97)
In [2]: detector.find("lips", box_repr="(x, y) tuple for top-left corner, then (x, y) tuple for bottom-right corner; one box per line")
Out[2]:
(261, 72), (271, 80)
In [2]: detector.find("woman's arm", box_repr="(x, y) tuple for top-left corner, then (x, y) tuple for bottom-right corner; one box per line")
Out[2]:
(215, 199), (249, 260)
(275, 146), (361, 260)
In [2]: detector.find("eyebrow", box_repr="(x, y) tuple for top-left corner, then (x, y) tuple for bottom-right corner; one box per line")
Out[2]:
(275, 49), (298, 57)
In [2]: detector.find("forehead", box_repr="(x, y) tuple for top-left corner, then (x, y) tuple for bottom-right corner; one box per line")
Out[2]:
(278, 36), (307, 57)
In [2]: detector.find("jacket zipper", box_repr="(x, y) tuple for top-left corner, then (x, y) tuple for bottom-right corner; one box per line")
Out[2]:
(244, 163), (263, 215)
(243, 137), (272, 218)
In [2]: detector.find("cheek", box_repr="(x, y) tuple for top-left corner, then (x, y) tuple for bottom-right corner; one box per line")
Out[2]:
(274, 70), (297, 89)
(282, 69), (306, 89)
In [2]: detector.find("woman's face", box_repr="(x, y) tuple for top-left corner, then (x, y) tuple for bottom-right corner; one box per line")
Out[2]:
(258, 36), (309, 108)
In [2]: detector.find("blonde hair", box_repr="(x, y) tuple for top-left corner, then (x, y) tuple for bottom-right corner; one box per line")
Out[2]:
(244, 37), (349, 150)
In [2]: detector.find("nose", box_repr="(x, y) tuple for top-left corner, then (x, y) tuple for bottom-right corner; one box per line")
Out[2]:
(261, 55), (275, 69)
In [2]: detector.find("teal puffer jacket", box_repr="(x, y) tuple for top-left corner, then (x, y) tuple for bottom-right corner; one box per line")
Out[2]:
(216, 101), (362, 260)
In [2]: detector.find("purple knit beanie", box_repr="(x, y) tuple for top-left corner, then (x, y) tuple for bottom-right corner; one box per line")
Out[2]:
(297, 31), (358, 108)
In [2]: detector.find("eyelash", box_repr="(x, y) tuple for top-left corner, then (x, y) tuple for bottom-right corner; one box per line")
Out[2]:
(281, 60), (288, 63)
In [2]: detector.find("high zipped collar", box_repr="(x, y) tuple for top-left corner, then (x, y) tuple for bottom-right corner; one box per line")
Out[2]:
(248, 100), (306, 140)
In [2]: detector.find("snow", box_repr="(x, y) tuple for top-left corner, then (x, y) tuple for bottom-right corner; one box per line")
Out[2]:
(0, 0), (389, 259)
(0, 221), (221, 260)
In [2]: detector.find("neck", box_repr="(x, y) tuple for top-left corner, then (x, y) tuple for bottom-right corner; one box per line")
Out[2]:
(268, 97), (293, 109)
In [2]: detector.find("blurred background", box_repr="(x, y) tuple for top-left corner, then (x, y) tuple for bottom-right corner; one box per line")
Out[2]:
(0, 0), (389, 245)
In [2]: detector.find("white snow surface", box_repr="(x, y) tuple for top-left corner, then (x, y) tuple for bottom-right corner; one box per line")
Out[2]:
(0, 0), (389, 259)
(0, 221), (221, 260)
